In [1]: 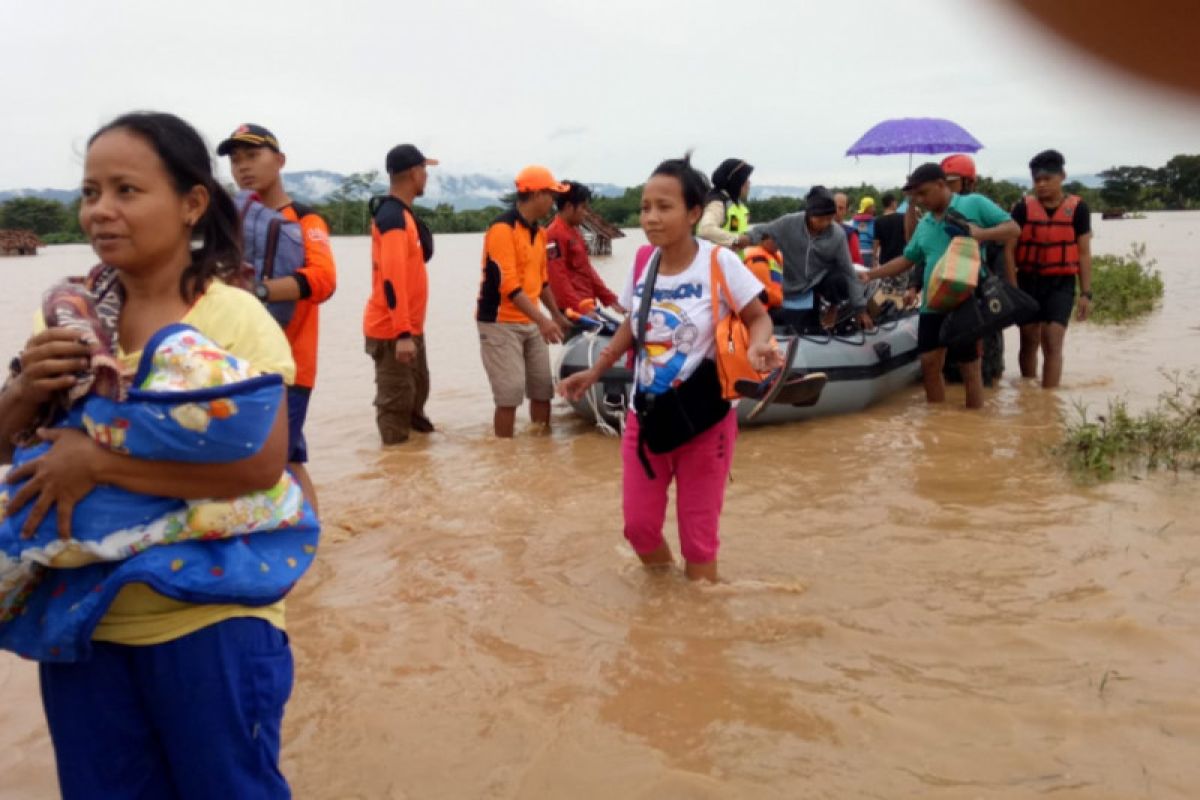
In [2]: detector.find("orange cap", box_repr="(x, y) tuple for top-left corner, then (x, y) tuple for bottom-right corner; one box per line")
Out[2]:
(940, 154), (977, 179)
(515, 165), (568, 193)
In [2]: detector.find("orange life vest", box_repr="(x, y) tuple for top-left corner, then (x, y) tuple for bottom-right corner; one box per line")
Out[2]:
(1015, 195), (1081, 276)
(741, 246), (784, 308)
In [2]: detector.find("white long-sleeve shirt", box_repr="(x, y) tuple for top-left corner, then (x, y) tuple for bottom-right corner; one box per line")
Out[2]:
(696, 199), (740, 247)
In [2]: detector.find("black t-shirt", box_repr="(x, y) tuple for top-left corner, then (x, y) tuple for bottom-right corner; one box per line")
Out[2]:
(874, 211), (906, 262)
(1011, 196), (1092, 238)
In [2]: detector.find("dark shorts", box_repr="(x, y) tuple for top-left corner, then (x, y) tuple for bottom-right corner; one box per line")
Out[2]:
(918, 312), (981, 364)
(286, 385), (311, 464)
(770, 306), (820, 333)
(1018, 273), (1076, 327)
(40, 618), (293, 799)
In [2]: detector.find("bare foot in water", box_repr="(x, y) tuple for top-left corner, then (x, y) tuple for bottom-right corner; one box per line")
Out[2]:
(637, 542), (673, 573)
(685, 560), (719, 583)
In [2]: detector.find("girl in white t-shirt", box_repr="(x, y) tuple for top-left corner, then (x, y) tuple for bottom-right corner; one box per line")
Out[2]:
(559, 154), (782, 582)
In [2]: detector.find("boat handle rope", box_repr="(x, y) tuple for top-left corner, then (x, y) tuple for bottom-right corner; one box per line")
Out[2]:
(584, 329), (622, 437)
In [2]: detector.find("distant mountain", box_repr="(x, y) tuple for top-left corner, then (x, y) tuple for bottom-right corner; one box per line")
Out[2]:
(421, 172), (509, 210)
(0, 187), (78, 204)
(281, 170), (347, 204)
(285, 171), (627, 209)
(588, 182), (626, 198)
(0, 172), (523, 211)
(0, 172), (1104, 211)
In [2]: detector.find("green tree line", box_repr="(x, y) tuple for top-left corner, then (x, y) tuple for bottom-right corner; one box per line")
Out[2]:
(0, 197), (84, 243)
(1096, 155), (1200, 209)
(6, 154), (1199, 243)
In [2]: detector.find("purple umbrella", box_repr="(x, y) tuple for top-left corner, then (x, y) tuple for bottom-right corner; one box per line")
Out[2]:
(846, 117), (983, 170)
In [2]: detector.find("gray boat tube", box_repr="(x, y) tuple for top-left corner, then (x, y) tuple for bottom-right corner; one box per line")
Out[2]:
(556, 309), (920, 429)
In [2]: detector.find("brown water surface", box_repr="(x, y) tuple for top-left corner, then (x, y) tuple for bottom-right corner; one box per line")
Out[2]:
(1, 213), (1198, 798)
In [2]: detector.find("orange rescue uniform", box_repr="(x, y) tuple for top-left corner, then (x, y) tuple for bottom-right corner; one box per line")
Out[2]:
(476, 208), (549, 324)
(279, 203), (336, 389)
(365, 197), (430, 338)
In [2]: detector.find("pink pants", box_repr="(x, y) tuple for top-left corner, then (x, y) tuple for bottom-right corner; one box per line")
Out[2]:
(621, 408), (737, 564)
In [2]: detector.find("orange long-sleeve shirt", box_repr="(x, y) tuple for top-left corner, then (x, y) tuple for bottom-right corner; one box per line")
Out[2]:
(476, 208), (549, 324)
(364, 196), (430, 338)
(280, 203), (337, 389)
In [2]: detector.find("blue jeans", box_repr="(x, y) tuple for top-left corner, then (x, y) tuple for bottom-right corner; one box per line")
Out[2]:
(40, 618), (293, 799)
(286, 385), (311, 463)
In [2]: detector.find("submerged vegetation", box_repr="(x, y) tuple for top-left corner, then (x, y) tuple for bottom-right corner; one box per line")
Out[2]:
(1060, 374), (1200, 480)
(1088, 243), (1164, 324)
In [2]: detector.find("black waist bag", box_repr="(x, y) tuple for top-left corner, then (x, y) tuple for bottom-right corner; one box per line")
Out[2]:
(633, 359), (730, 476)
(629, 250), (730, 478)
(940, 274), (1039, 348)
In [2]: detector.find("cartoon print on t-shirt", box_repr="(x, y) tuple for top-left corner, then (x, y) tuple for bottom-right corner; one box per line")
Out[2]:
(637, 302), (699, 394)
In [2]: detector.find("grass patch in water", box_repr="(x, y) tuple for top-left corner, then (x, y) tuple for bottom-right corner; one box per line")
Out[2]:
(1060, 374), (1200, 480)
(1088, 243), (1164, 324)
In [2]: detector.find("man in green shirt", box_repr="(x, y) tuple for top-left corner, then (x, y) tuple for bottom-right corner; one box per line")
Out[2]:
(865, 163), (1019, 409)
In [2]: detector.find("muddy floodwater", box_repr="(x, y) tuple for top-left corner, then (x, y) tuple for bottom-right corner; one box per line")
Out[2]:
(1, 213), (1198, 799)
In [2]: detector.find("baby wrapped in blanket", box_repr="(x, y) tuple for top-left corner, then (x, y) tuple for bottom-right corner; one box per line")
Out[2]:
(0, 272), (318, 661)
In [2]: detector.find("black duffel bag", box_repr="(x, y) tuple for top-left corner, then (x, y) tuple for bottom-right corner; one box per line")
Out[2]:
(940, 274), (1039, 348)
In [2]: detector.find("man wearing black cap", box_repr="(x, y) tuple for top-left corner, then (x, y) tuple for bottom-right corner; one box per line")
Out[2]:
(732, 186), (871, 332)
(1007, 149), (1092, 389)
(363, 145), (439, 444)
(865, 163), (1019, 409)
(698, 158), (753, 250)
(219, 123), (338, 510)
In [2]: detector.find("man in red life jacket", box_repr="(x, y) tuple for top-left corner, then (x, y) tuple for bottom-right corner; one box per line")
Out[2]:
(1007, 149), (1093, 388)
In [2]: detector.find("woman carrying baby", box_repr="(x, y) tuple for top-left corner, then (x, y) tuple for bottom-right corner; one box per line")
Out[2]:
(0, 112), (308, 799)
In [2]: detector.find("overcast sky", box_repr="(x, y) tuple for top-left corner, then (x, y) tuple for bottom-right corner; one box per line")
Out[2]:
(4, 0), (1200, 191)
